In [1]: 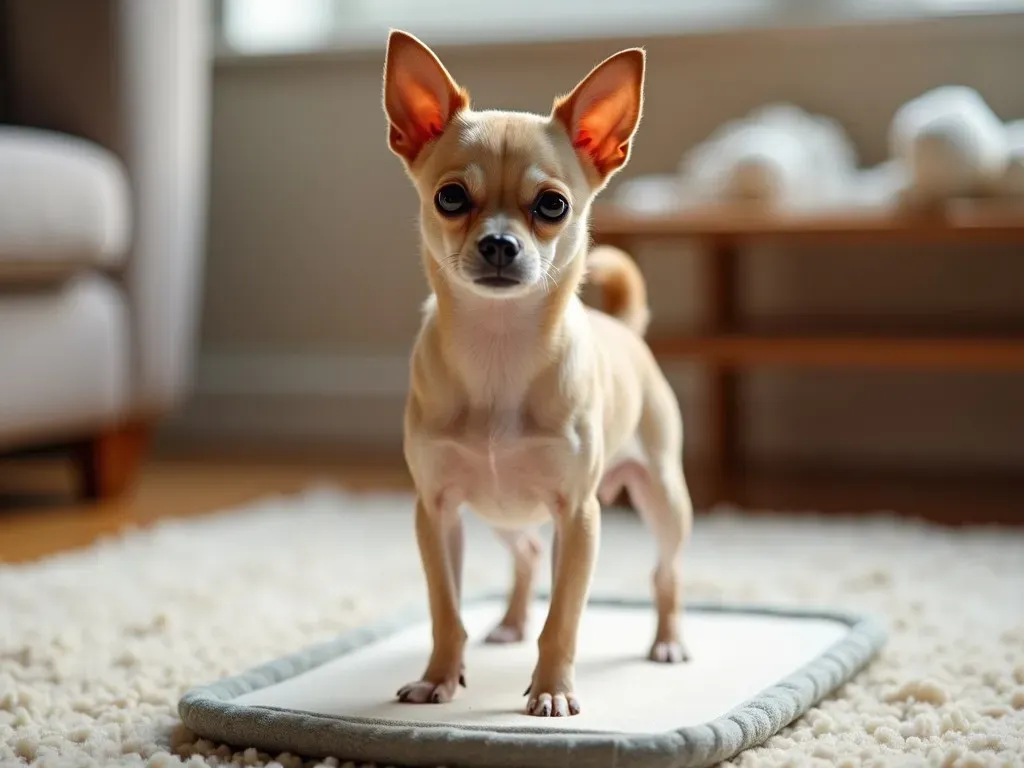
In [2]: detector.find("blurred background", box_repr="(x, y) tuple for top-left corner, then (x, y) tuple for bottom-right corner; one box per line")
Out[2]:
(2, 0), (1023, 561)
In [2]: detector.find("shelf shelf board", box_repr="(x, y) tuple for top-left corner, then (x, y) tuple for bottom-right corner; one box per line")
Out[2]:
(648, 332), (1024, 370)
(591, 200), (1024, 244)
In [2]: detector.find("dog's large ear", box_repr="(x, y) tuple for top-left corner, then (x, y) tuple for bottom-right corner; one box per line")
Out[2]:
(383, 30), (469, 163)
(553, 49), (645, 179)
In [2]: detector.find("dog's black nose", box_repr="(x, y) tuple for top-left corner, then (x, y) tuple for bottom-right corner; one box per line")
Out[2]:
(477, 234), (521, 269)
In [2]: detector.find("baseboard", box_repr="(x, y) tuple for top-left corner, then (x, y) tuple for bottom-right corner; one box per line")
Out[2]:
(162, 351), (411, 447)
(196, 350), (411, 398)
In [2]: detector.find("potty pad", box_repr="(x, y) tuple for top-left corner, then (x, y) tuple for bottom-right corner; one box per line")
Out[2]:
(179, 595), (885, 768)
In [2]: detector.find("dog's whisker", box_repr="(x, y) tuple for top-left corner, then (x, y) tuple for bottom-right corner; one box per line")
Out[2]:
(540, 259), (563, 294)
(436, 252), (461, 280)
(541, 257), (563, 277)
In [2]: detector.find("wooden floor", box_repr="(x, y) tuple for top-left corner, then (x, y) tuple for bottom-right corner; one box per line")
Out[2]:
(0, 452), (411, 564)
(2, 450), (1022, 564)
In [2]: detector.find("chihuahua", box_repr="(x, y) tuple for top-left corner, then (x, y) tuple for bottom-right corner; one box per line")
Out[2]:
(382, 30), (693, 718)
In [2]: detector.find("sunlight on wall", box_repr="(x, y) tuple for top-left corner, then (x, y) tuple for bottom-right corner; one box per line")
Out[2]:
(221, 0), (338, 53)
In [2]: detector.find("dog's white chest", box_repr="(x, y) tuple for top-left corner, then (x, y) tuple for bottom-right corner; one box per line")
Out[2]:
(409, 298), (595, 524)
(416, 417), (579, 528)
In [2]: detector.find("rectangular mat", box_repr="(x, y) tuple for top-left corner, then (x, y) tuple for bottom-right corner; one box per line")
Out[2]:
(179, 596), (885, 768)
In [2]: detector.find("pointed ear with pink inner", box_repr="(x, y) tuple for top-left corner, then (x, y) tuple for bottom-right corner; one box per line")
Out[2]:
(383, 30), (469, 163)
(553, 49), (646, 180)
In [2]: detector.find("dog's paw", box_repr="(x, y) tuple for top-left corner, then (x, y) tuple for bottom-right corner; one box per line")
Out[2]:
(484, 622), (525, 644)
(526, 690), (580, 717)
(649, 639), (690, 664)
(524, 667), (579, 717)
(396, 671), (466, 704)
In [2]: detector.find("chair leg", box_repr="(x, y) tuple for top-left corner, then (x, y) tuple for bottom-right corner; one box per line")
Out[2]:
(77, 422), (151, 501)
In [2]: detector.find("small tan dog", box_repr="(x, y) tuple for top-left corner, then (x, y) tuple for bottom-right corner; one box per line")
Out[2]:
(383, 30), (693, 718)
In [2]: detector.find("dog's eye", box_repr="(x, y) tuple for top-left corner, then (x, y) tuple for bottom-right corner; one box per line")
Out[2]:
(534, 191), (569, 222)
(435, 183), (472, 216)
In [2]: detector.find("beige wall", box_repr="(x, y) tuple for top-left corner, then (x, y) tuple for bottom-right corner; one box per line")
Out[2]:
(174, 16), (1024, 472)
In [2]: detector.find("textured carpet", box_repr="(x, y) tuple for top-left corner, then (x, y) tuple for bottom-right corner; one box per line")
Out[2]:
(1, 487), (1023, 768)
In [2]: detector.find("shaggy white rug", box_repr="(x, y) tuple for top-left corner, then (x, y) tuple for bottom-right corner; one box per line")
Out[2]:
(1, 488), (1023, 768)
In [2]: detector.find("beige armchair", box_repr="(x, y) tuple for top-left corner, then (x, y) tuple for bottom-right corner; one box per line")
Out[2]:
(0, 0), (210, 498)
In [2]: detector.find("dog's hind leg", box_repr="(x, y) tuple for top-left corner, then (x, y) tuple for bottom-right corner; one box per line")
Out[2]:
(485, 528), (542, 644)
(626, 379), (694, 663)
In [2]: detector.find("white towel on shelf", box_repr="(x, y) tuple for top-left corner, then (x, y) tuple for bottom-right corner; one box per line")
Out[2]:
(676, 104), (859, 209)
(611, 90), (1024, 216)
(888, 85), (1009, 207)
(996, 119), (1024, 198)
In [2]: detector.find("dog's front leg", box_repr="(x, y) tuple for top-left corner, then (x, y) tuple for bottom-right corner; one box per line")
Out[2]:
(526, 494), (600, 717)
(397, 496), (467, 704)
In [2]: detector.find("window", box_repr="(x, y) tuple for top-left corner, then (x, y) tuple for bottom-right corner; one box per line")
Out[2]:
(220, 0), (339, 54)
(215, 0), (1024, 57)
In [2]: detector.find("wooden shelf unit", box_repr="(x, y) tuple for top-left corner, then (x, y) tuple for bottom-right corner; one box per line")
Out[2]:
(592, 200), (1024, 244)
(590, 201), (1024, 492)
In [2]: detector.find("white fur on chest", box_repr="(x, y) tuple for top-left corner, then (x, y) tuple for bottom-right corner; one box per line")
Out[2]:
(412, 295), (591, 526)
(423, 427), (576, 528)
(448, 300), (544, 409)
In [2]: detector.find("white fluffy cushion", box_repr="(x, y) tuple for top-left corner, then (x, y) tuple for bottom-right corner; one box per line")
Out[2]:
(0, 127), (131, 282)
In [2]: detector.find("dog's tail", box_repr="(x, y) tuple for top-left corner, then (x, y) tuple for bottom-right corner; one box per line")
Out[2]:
(586, 245), (650, 336)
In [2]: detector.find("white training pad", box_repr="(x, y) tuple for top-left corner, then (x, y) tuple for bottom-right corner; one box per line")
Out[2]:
(237, 598), (847, 733)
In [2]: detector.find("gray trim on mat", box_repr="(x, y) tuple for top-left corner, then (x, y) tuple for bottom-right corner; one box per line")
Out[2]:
(179, 595), (887, 768)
